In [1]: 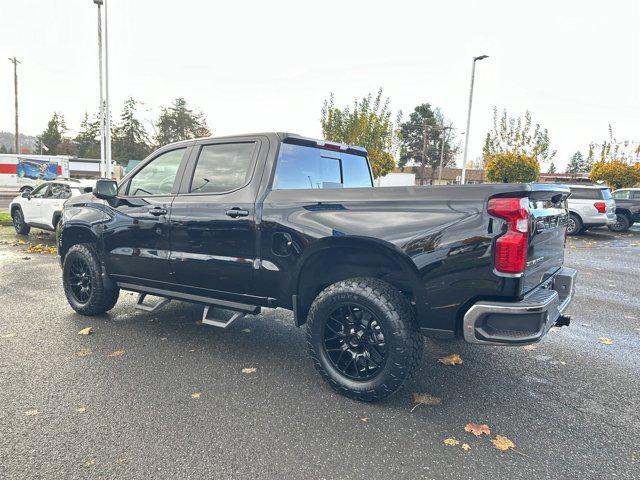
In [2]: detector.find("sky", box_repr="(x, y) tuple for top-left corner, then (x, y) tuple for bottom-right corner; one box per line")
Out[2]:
(1, 0), (638, 170)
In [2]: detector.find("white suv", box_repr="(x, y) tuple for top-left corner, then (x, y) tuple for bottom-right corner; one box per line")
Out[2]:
(567, 185), (616, 235)
(9, 179), (95, 234)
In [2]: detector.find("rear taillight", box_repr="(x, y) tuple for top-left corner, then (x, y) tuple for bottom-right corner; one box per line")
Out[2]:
(594, 201), (606, 213)
(487, 197), (530, 275)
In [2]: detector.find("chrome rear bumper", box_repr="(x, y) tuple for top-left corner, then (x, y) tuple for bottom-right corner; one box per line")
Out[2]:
(463, 267), (577, 345)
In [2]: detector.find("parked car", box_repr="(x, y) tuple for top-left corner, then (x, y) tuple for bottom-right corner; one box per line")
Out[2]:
(9, 179), (94, 234)
(57, 133), (576, 401)
(566, 185), (616, 235)
(609, 188), (640, 232)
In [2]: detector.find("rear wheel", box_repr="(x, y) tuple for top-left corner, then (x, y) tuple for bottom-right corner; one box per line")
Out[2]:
(63, 243), (119, 315)
(567, 213), (582, 236)
(12, 208), (30, 235)
(608, 213), (631, 232)
(306, 277), (423, 402)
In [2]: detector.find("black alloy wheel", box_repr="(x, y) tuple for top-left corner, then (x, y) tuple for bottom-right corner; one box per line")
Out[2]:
(68, 257), (93, 304)
(323, 303), (387, 380)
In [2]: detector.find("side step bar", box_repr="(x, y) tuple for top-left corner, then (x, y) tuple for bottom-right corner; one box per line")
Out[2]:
(119, 282), (261, 328)
(202, 301), (261, 329)
(135, 293), (171, 312)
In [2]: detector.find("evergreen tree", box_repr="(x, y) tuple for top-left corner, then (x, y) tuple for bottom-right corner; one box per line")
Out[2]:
(75, 112), (101, 158)
(547, 162), (557, 174)
(34, 113), (67, 155)
(113, 98), (151, 164)
(0, 144), (7, 154)
(398, 103), (456, 183)
(155, 97), (211, 146)
(566, 151), (591, 173)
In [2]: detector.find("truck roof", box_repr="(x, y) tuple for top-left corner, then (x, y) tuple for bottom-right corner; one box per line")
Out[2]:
(163, 132), (369, 156)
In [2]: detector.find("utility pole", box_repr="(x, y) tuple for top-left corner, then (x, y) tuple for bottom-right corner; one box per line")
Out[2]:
(8, 57), (20, 154)
(437, 126), (452, 182)
(461, 54), (488, 185)
(420, 120), (428, 185)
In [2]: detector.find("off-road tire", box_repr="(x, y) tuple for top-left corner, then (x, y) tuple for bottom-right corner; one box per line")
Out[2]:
(306, 277), (423, 402)
(12, 208), (30, 235)
(608, 213), (631, 232)
(567, 213), (583, 236)
(63, 243), (120, 315)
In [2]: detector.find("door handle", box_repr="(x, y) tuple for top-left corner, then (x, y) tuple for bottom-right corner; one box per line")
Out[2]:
(149, 207), (168, 216)
(225, 208), (249, 218)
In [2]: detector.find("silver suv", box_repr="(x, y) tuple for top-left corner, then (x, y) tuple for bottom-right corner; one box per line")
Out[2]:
(567, 185), (616, 235)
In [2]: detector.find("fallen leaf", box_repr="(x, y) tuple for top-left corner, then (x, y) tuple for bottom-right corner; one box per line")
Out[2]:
(191, 392), (201, 399)
(443, 438), (460, 446)
(625, 316), (637, 320)
(108, 349), (125, 357)
(75, 405), (87, 413)
(360, 417), (369, 423)
(598, 337), (614, 345)
(241, 328), (251, 333)
(25, 243), (57, 255)
(21, 256), (30, 260)
(465, 422), (491, 436)
(491, 435), (516, 451)
(581, 323), (592, 327)
(195, 320), (203, 325)
(411, 393), (442, 412)
(25, 409), (39, 416)
(77, 327), (94, 336)
(438, 354), (463, 366)
(522, 344), (537, 351)
(1, 333), (16, 338)
(16, 239), (27, 245)
(242, 367), (257, 374)
(76, 348), (92, 357)
(461, 443), (471, 451)
(85, 459), (95, 467)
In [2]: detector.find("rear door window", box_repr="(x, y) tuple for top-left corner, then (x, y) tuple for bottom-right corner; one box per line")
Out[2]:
(189, 142), (257, 194)
(600, 188), (612, 200)
(273, 143), (372, 189)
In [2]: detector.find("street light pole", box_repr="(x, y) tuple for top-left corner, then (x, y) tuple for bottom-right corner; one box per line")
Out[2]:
(94, 0), (105, 177)
(461, 55), (488, 185)
(103, 0), (112, 179)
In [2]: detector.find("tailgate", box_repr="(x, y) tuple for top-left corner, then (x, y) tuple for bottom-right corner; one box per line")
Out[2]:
(522, 187), (570, 294)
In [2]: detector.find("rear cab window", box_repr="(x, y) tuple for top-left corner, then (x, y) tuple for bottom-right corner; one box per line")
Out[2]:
(571, 188), (605, 200)
(274, 143), (373, 190)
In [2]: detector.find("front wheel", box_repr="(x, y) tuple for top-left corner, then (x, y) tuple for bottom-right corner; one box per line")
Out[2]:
(63, 243), (120, 316)
(12, 208), (30, 235)
(608, 213), (631, 232)
(306, 277), (423, 402)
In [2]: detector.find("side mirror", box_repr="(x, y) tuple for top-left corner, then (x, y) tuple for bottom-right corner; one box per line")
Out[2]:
(93, 179), (118, 200)
(21, 191), (30, 198)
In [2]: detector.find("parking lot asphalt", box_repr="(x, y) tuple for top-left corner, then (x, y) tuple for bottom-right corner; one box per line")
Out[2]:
(0, 224), (639, 479)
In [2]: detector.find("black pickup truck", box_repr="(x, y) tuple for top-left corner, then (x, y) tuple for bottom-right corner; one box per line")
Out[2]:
(57, 132), (576, 401)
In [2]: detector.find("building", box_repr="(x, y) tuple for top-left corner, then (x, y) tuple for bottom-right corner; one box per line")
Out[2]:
(393, 166), (486, 185)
